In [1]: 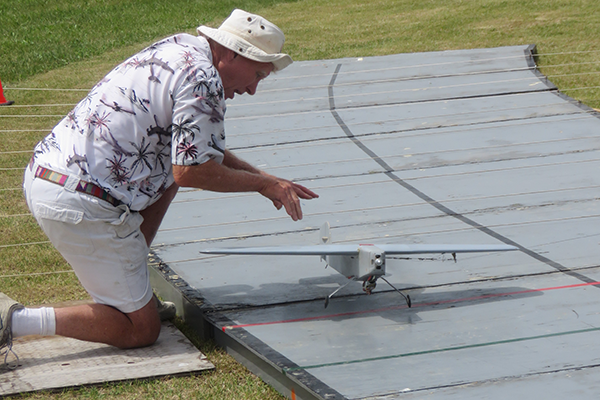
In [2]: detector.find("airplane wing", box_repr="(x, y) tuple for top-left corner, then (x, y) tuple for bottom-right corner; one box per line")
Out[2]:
(200, 243), (518, 256)
(377, 244), (518, 254)
(200, 244), (363, 256)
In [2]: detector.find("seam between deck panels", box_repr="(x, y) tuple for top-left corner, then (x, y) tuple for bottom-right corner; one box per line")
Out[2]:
(284, 326), (600, 373)
(354, 363), (600, 399)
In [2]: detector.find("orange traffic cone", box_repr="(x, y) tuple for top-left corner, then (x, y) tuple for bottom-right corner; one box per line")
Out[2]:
(0, 78), (14, 106)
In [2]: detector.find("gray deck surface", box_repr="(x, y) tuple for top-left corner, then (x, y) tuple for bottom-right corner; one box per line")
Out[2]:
(151, 45), (600, 399)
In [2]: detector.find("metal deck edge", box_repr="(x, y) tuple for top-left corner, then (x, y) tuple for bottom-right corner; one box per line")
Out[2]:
(524, 44), (557, 91)
(148, 252), (346, 400)
(526, 44), (600, 119)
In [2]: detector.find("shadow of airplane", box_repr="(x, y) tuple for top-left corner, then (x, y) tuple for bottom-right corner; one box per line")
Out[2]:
(201, 277), (543, 328)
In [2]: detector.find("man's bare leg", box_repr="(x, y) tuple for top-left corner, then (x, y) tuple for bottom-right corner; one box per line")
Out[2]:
(54, 298), (161, 349)
(53, 183), (180, 348)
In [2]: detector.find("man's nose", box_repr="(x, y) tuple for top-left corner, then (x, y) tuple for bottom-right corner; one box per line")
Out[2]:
(246, 80), (260, 96)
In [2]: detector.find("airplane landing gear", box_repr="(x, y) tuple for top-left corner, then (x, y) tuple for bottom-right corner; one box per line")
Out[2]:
(362, 276), (377, 295)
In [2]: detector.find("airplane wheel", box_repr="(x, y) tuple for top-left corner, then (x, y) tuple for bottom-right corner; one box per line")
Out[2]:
(362, 276), (377, 294)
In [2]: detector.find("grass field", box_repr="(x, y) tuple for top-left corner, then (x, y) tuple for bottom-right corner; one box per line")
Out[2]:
(1, 0), (599, 398)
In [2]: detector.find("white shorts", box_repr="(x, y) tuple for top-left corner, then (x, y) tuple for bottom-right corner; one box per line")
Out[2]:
(23, 165), (153, 314)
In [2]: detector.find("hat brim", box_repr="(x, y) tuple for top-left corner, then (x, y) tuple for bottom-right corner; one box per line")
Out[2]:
(198, 26), (293, 72)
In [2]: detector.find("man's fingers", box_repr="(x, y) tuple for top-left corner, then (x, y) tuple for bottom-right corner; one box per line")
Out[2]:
(293, 183), (319, 199)
(272, 199), (283, 210)
(281, 186), (302, 221)
(261, 178), (318, 221)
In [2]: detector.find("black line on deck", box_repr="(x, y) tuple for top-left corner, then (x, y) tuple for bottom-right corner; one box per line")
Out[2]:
(328, 62), (600, 287)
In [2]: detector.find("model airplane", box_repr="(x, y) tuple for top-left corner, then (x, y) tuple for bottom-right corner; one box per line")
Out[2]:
(200, 223), (518, 308)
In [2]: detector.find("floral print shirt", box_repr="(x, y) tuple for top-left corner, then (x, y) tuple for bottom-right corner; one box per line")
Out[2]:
(32, 34), (226, 211)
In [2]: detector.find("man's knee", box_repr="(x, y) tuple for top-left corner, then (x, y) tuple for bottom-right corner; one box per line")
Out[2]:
(120, 301), (161, 349)
(126, 321), (161, 349)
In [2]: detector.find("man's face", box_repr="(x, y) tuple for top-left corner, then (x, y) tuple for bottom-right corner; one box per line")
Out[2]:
(218, 52), (274, 100)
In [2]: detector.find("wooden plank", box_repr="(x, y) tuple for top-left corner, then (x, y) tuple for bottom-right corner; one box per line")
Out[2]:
(0, 323), (214, 396)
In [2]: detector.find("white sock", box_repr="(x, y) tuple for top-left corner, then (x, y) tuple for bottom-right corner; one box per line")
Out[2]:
(11, 307), (56, 337)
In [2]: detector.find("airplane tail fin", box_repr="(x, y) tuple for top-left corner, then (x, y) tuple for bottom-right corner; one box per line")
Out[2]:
(319, 222), (331, 263)
(319, 222), (331, 244)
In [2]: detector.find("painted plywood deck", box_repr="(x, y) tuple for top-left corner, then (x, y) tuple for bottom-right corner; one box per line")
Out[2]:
(150, 45), (600, 399)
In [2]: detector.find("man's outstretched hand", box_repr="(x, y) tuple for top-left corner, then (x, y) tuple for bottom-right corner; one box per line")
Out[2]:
(259, 176), (319, 221)
(173, 154), (319, 221)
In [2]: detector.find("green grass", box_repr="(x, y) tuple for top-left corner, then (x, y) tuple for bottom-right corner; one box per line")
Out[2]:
(0, 0), (301, 83)
(1, 0), (599, 398)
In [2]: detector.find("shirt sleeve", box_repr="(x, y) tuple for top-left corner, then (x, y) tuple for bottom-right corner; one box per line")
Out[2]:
(170, 66), (226, 167)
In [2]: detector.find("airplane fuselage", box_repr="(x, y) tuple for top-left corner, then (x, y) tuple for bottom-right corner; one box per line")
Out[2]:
(324, 245), (386, 281)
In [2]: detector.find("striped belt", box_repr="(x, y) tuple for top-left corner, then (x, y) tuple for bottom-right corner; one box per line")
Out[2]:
(34, 166), (121, 207)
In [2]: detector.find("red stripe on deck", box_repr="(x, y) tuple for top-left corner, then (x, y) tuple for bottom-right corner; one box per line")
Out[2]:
(222, 281), (600, 332)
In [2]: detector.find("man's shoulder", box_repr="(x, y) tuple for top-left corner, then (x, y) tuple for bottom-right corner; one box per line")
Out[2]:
(138, 34), (210, 58)
(108, 34), (214, 86)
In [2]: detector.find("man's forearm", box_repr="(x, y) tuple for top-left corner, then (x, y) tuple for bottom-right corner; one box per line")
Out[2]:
(173, 160), (273, 193)
(173, 153), (318, 221)
(222, 149), (263, 175)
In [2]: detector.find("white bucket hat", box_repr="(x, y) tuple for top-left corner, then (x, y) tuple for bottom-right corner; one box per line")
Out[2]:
(197, 9), (293, 72)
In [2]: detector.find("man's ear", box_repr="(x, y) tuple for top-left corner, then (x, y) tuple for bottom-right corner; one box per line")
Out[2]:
(222, 47), (237, 62)
(210, 40), (236, 65)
